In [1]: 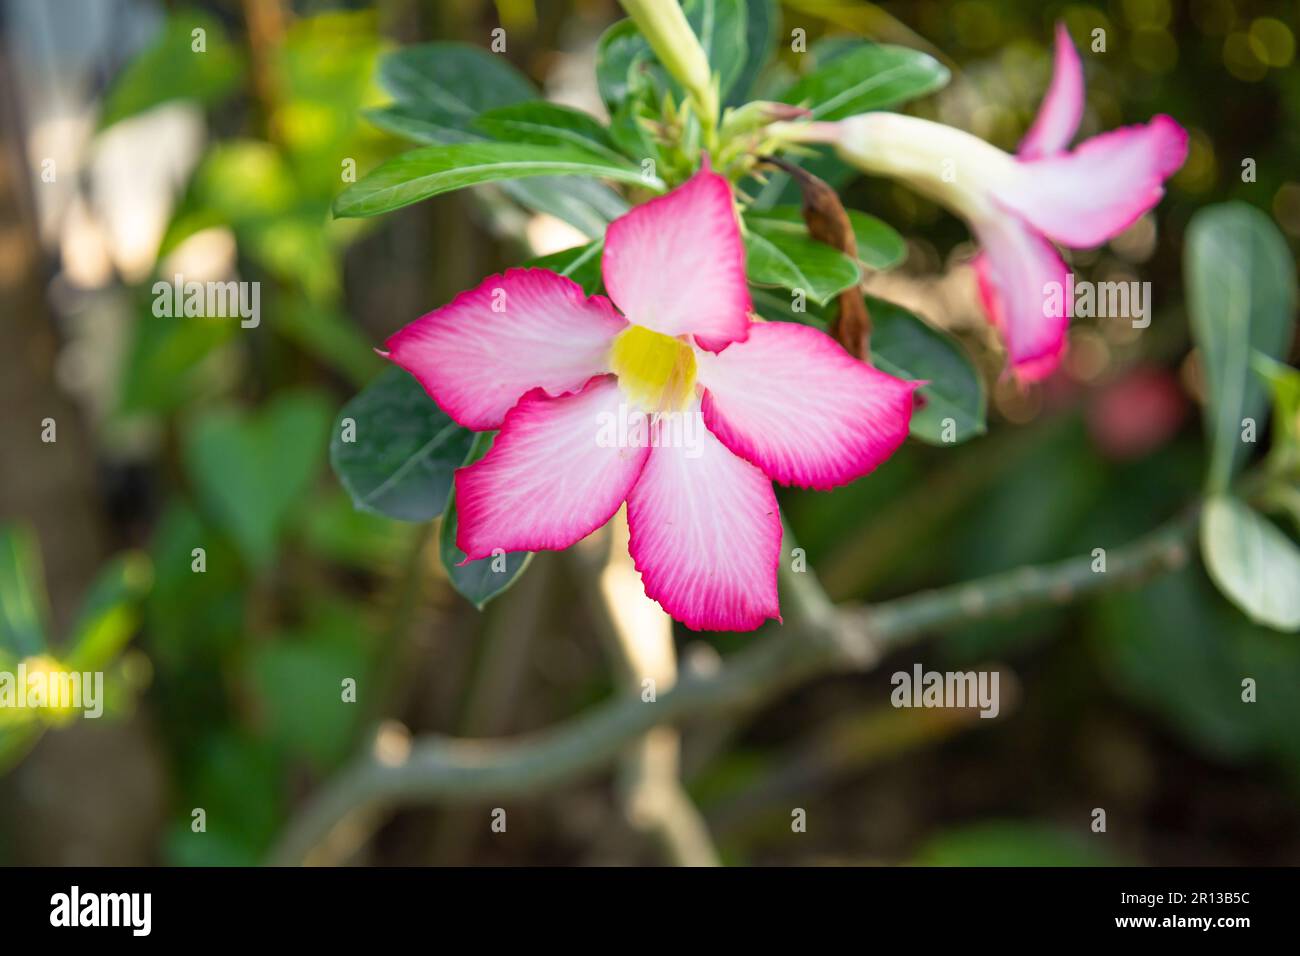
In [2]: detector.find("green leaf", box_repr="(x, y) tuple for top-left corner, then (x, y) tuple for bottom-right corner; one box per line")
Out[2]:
(596, 19), (656, 111)
(0, 526), (50, 658)
(608, 93), (663, 167)
(748, 287), (829, 329)
(744, 231), (860, 305)
(596, 0), (748, 107)
(524, 241), (606, 295)
(362, 101), (629, 237)
(98, 11), (243, 129)
(687, 0), (749, 100)
(333, 143), (659, 219)
(1186, 203), (1298, 492)
(869, 296), (985, 445)
(363, 103), (479, 145)
(366, 100), (630, 238)
(505, 178), (630, 240)
(1201, 495), (1300, 632)
(378, 42), (535, 131)
(474, 102), (625, 164)
(727, 0), (779, 106)
(184, 391), (333, 568)
(778, 43), (949, 120)
(439, 434), (532, 609)
(747, 206), (906, 270)
(848, 213), (908, 270)
(330, 367), (476, 523)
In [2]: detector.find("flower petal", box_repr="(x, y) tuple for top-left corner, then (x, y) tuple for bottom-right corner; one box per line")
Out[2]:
(696, 322), (916, 489)
(1018, 21), (1084, 160)
(997, 116), (1188, 248)
(601, 168), (752, 350)
(455, 376), (649, 558)
(385, 268), (626, 430)
(972, 213), (1070, 383)
(626, 415), (781, 631)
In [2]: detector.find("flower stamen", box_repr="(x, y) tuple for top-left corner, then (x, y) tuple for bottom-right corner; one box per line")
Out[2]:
(609, 325), (698, 414)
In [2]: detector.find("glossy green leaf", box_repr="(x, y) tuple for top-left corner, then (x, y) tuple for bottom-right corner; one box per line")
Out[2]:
(363, 102), (628, 237)
(869, 297), (985, 445)
(98, 11), (243, 129)
(728, 0), (779, 106)
(1186, 203), (1297, 492)
(439, 433), (532, 609)
(364, 103), (479, 145)
(378, 43), (534, 131)
(0, 526), (49, 658)
(184, 391), (333, 568)
(596, 0), (748, 107)
(596, 19), (656, 111)
(688, 0), (749, 99)
(608, 93), (664, 167)
(524, 241), (606, 295)
(507, 178), (630, 240)
(333, 143), (658, 219)
(747, 206), (906, 270)
(779, 43), (949, 120)
(330, 367), (476, 523)
(475, 102), (624, 164)
(748, 287), (828, 331)
(744, 231), (860, 305)
(367, 100), (629, 238)
(1202, 495), (1300, 632)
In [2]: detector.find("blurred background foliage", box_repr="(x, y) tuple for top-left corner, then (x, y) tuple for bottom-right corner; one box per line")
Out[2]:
(0, 0), (1297, 866)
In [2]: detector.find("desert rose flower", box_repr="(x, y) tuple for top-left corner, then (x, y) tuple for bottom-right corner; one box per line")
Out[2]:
(383, 168), (917, 631)
(775, 23), (1188, 382)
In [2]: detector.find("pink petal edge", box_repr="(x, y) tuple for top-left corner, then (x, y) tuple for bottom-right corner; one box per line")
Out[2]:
(697, 322), (917, 490)
(1018, 21), (1085, 160)
(971, 215), (1071, 383)
(1000, 115), (1189, 249)
(386, 268), (626, 431)
(625, 416), (782, 632)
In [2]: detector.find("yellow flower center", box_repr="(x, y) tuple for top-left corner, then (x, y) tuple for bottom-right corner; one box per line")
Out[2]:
(608, 325), (698, 413)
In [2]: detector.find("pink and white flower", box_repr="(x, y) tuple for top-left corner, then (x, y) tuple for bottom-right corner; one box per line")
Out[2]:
(383, 168), (917, 631)
(777, 22), (1188, 382)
